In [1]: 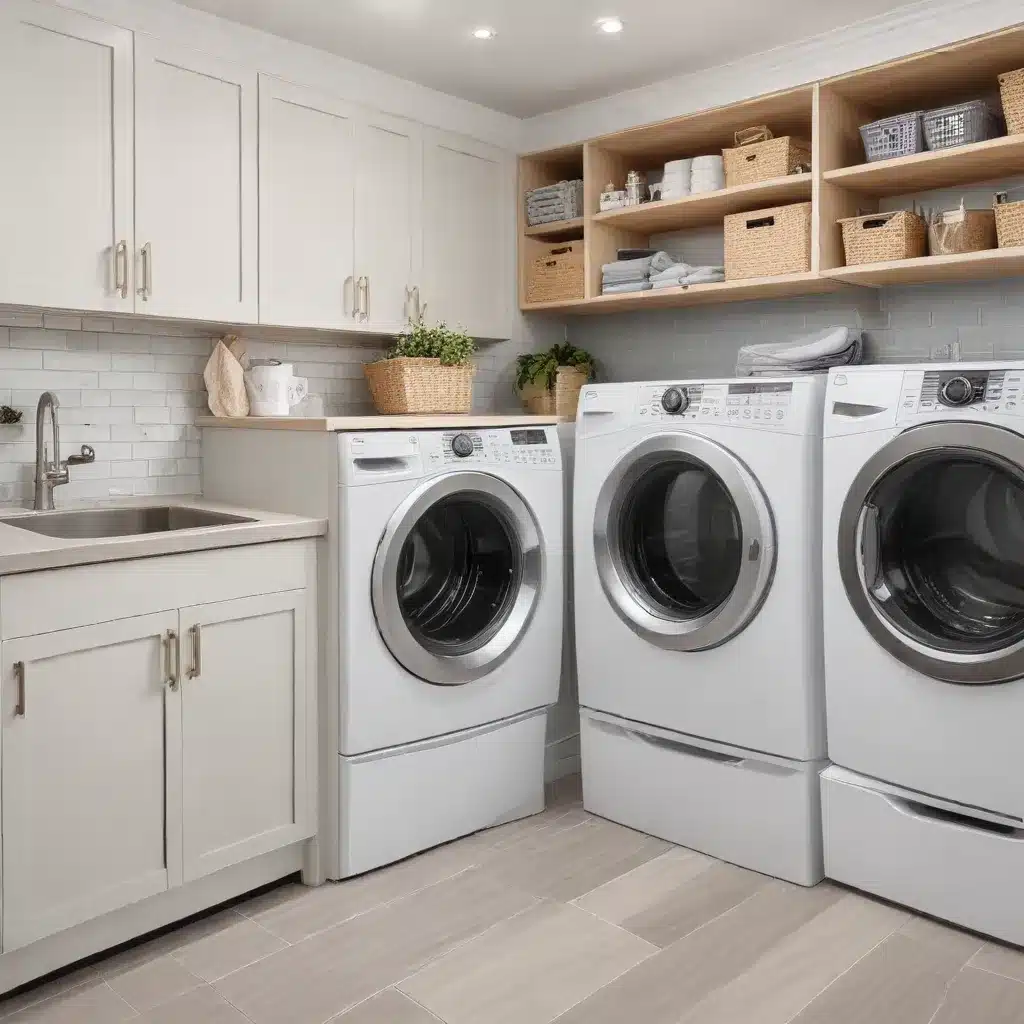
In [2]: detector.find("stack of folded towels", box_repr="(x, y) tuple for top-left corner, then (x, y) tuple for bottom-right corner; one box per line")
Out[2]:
(650, 262), (726, 289)
(735, 326), (864, 377)
(602, 250), (677, 293)
(525, 180), (584, 226)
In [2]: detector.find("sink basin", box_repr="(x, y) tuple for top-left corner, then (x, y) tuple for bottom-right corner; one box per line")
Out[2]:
(0, 506), (255, 539)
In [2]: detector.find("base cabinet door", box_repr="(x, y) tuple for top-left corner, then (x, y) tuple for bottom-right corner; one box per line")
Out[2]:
(134, 36), (258, 323)
(421, 129), (510, 339)
(1, 612), (178, 951)
(179, 591), (310, 883)
(0, 0), (134, 313)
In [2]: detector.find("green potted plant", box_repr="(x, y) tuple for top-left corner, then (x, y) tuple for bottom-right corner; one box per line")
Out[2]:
(515, 343), (595, 417)
(364, 320), (476, 414)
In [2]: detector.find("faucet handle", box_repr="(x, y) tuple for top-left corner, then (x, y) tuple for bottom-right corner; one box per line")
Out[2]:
(64, 445), (95, 467)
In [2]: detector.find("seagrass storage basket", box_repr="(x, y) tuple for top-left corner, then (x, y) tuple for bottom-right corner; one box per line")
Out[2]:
(519, 366), (589, 418)
(839, 210), (927, 265)
(526, 242), (585, 304)
(363, 357), (475, 414)
(724, 202), (812, 280)
(928, 208), (997, 255)
(995, 195), (1024, 248)
(999, 68), (1024, 135)
(723, 127), (811, 187)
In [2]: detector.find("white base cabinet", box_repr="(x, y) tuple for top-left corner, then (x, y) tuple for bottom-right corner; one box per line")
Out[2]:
(0, 540), (318, 980)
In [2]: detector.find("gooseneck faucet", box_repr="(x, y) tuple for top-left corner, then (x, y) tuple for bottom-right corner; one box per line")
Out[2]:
(34, 392), (95, 510)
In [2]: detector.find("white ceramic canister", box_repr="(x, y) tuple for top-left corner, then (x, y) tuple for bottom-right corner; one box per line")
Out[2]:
(244, 361), (310, 416)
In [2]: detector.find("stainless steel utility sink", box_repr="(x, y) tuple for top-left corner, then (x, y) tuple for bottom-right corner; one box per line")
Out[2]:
(0, 506), (255, 539)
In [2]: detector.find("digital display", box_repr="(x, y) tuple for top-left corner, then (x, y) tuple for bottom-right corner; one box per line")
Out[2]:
(728, 382), (794, 395)
(510, 429), (548, 446)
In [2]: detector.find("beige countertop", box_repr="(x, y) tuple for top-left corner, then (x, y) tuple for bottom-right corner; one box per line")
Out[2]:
(196, 414), (568, 431)
(0, 496), (326, 576)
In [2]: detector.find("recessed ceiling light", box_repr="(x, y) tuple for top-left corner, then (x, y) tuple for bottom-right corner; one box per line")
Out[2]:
(472, 27), (496, 40)
(596, 16), (624, 34)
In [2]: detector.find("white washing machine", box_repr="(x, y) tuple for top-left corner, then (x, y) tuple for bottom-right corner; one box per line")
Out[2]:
(574, 377), (828, 885)
(820, 363), (1024, 944)
(203, 422), (563, 878)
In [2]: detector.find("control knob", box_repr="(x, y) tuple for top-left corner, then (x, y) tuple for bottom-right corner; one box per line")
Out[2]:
(939, 376), (975, 407)
(451, 433), (475, 458)
(661, 387), (690, 414)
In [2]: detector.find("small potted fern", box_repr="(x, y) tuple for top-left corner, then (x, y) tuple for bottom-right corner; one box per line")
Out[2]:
(364, 320), (476, 414)
(515, 343), (595, 418)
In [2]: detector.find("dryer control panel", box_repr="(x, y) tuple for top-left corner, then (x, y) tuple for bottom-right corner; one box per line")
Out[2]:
(639, 381), (793, 427)
(420, 428), (561, 469)
(897, 368), (1024, 419)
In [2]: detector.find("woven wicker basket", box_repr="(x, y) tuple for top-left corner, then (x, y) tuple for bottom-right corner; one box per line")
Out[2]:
(723, 127), (811, 188)
(995, 198), (1024, 248)
(519, 366), (589, 418)
(363, 357), (475, 414)
(999, 68), (1024, 135)
(928, 208), (997, 255)
(839, 210), (927, 265)
(526, 242), (585, 304)
(724, 202), (812, 280)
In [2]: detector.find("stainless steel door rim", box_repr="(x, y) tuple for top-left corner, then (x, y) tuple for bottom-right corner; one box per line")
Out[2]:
(838, 421), (1024, 684)
(594, 432), (776, 651)
(372, 471), (543, 685)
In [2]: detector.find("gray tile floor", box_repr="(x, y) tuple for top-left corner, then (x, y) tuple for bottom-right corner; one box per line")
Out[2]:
(5, 775), (1024, 1023)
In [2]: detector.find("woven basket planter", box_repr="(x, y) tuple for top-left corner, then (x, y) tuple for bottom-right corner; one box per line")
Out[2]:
(839, 210), (927, 265)
(928, 209), (997, 255)
(526, 242), (585, 304)
(519, 366), (589, 418)
(999, 68), (1024, 135)
(724, 202), (812, 280)
(995, 198), (1024, 249)
(723, 127), (811, 188)
(363, 357), (475, 414)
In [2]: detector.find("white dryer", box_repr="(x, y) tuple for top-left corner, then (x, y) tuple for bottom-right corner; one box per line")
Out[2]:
(574, 377), (828, 885)
(203, 422), (563, 879)
(820, 363), (1024, 944)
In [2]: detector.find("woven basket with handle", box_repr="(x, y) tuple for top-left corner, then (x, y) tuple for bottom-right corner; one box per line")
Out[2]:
(999, 68), (1024, 135)
(519, 366), (589, 418)
(995, 196), (1024, 249)
(723, 126), (811, 188)
(363, 357), (475, 414)
(839, 210), (927, 265)
(724, 203), (811, 280)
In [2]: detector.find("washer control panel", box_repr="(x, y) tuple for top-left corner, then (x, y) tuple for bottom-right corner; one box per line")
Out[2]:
(422, 428), (560, 468)
(639, 381), (792, 426)
(898, 369), (1024, 418)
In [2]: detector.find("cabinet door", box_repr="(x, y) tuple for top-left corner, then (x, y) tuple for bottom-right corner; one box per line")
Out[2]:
(0, 0), (134, 313)
(1, 612), (179, 951)
(179, 592), (310, 882)
(259, 76), (357, 330)
(421, 130), (511, 340)
(135, 36), (258, 323)
(354, 112), (422, 332)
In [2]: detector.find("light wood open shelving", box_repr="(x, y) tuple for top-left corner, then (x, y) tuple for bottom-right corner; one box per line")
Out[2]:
(523, 217), (584, 241)
(518, 24), (1024, 318)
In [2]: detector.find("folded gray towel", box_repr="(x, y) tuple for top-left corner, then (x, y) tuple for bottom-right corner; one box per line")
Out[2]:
(602, 256), (653, 276)
(603, 281), (653, 294)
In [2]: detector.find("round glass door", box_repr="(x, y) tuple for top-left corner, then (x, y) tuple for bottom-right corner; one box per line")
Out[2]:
(595, 433), (776, 651)
(372, 473), (542, 685)
(839, 421), (1024, 684)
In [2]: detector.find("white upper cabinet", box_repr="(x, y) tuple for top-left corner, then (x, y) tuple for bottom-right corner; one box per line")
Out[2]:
(354, 113), (423, 332)
(421, 130), (511, 340)
(0, 0), (134, 313)
(1, 613), (177, 951)
(259, 77), (357, 330)
(135, 36), (258, 324)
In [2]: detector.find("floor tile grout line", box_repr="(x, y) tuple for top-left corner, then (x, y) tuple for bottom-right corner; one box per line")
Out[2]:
(960, 961), (1024, 987)
(925, 963), (971, 1024)
(778, 910), (915, 1024)
(0, 971), (103, 1021)
(398, 987), (449, 1023)
(567, 902), (664, 952)
(102, 980), (141, 1020)
(569, 847), (714, 906)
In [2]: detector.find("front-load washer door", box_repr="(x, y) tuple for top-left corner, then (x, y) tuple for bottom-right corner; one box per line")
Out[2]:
(594, 433), (776, 651)
(838, 421), (1024, 684)
(372, 471), (542, 685)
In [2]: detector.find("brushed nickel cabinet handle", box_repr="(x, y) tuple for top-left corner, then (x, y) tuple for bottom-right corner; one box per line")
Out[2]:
(164, 629), (179, 690)
(14, 661), (25, 717)
(362, 276), (370, 322)
(188, 623), (202, 680)
(356, 276), (368, 321)
(343, 274), (354, 317)
(138, 242), (152, 301)
(114, 240), (128, 299)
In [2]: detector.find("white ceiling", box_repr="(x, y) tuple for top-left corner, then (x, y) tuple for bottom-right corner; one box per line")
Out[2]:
(176, 0), (919, 118)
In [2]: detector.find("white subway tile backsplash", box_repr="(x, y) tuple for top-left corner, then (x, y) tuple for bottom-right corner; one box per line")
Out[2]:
(111, 353), (157, 371)
(0, 350), (43, 369)
(134, 407), (172, 424)
(42, 350), (112, 371)
(11, 328), (65, 350)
